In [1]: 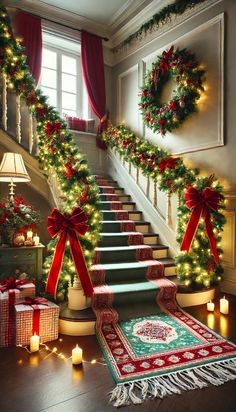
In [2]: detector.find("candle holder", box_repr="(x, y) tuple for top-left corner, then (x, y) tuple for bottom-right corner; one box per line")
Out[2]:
(68, 276), (87, 311)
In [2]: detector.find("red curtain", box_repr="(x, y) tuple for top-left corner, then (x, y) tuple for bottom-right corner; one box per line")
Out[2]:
(81, 31), (107, 149)
(15, 11), (42, 86)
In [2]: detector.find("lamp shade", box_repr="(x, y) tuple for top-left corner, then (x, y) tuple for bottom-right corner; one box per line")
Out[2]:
(0, 153), (31, 182)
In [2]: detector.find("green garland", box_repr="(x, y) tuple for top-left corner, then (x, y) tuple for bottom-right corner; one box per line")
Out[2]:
(102, 124), (226, 289)
(0, 7), (101, 301)
(113, 0), (207, 53)
(139, 46), (205, 136)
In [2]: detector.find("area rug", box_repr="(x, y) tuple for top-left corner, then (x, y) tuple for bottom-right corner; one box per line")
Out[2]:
(94, 278), (236, 407)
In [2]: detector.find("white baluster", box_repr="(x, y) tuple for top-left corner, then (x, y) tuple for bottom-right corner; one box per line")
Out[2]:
(16, 93), (21, 143)
(2, 72), (7, 130)
(146, 176), (150, 198)
(153, 180), (157, 208)
(136, 167), (139, 185)
(28, 112), (33, 153)
(166, 192), (171, 225)
(33, 117), (38, 155)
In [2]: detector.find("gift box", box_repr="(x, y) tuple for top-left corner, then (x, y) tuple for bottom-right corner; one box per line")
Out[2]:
(0, 279), (35, 347)
(65, 115), (95, 133)
(15, 297), (59, 345)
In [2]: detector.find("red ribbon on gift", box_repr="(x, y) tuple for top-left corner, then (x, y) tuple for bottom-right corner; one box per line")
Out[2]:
(180, 186), (221, 264)
(45, 207), (93, 298)
(0, 277), (30, 293)
(20, 297), (48, 335)
(0, 278), (32, 346)
(158, 157), (180, 172)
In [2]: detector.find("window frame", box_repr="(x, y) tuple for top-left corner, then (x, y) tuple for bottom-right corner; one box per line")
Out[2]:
(40, 44), (83, 118)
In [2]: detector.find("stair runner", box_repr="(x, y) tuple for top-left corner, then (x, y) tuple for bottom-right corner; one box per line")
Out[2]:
(91, 176), (176, 324)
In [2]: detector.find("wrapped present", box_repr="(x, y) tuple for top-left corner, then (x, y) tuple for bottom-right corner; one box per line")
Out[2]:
(65, 115), (95, 133)
(0, 278), (35, 347)
(15, 297), (59, 346)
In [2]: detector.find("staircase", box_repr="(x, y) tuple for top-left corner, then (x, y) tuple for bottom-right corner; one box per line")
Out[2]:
(59, 175), (177, 335)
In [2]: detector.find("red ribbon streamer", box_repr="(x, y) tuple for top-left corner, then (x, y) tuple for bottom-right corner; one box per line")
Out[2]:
(180, 186), (221, 265)
(45, 207), (93, 298)
(21, 297), (48, 335)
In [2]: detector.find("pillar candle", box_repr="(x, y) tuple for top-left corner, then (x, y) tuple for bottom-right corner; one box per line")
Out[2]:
(30, 333), (40, 352)
(220, 296), (229, 315)
(207, 300), (215, 312)
(33, 234), (40, 246)
(72, 344), (83, 365)
(26, 230), (33, 239)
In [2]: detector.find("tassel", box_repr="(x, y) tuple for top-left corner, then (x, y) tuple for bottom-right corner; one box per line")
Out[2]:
(109, 359), (236, 407)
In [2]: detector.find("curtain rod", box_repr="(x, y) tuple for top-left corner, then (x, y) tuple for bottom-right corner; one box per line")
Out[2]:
(7, 6), (109, 42)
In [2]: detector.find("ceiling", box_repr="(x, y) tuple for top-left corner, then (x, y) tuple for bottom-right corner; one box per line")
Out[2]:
(39, 0), (136, 25)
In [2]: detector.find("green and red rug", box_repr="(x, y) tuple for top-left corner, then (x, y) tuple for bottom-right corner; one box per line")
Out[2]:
(91, 176), (236, 407)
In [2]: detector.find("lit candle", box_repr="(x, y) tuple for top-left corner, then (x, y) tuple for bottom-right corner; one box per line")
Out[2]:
(33, 234), (40, 246)
(72, 344), (83, 365)
(220, 296), (229, 315)
(207, 300), (215, 312)
(30, 333), (40, 352)
(26, 230), (33, 239)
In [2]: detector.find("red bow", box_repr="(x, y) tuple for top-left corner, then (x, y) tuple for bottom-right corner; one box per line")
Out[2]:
(21, 296), (48, 307)
(162, 46), (174, 61)
(158, 157), (180, 172)
(0, 277), (30, 293)
(180, 186), (221, 264)
(45, 121), (62, 137)
(46, 207), (93, 298)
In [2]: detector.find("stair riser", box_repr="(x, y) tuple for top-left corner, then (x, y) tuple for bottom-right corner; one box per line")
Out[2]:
(101, 222), (135, 233)
(113, 289), (158, 307)
(128, 212), (142, 221)
(153, 249), (168, 259)
(122, 204), (135, 211)
(99, 235), (134, 247)
(135, 224), (150, 233)
(92, 267), (155, 284)
(95, 249), (151, 264)
(143, 236), (159, 245)
(99, 188), (124, 195)
(99, 194), (130, 202)
(164, 266), (177, 276)
(96, 248), (167, 263)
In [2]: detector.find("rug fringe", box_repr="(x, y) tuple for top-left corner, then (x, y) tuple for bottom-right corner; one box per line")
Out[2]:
(109, 358), (236, 407)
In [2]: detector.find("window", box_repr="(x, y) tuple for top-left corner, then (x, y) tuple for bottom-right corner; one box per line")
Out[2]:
(40, 35), (86, 118)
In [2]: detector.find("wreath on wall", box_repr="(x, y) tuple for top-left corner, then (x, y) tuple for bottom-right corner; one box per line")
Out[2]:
(139, 46), (205, 136)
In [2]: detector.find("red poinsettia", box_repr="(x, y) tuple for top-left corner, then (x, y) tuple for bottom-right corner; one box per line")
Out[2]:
(45, 121), (62, 137)
(158, 157), (180, 172)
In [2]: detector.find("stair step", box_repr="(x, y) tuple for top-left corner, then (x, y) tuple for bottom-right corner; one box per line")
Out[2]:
(91, 260), (163, 284)
(128, 211), (143, 220)
(99, 232), (143, 247)
(99, 193), (131, 202)
(121, 202), (136, 211)
(158, 258), (176, 276)
(94, 281), (158, 308)
(101, 220), (136, 233)
(98, 186), (124, 195)
(94, 244), (168, 263)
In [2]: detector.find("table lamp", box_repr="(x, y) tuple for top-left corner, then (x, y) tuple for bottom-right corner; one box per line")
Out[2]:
(0, 152), (31, 199)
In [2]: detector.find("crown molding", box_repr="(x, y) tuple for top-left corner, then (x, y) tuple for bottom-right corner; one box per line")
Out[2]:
(3, 0), (110, 39)
(110, 0), (221, 65)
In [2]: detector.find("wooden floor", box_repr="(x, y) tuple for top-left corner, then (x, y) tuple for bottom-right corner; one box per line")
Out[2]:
(1, 293), (236, 412)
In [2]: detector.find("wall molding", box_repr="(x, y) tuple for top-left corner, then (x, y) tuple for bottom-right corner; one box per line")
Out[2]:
(117, 64), (139, 124)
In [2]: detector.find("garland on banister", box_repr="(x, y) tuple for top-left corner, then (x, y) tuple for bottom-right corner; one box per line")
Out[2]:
(113, 0), (207, 54)
(102, 124), (226, 289)
(0, 7), (101, 301)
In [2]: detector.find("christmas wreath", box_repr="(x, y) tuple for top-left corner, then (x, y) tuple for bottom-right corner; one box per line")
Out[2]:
(139, 46), (205, 136)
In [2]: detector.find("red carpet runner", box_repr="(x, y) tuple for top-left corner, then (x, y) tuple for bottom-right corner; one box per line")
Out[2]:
(91, 176), (236, 407)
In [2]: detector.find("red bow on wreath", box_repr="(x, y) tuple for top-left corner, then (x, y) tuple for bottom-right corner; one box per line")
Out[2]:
(158, 157), (180, 173)
(180, 186), (221, 265)
(46, 207), (93, 298)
